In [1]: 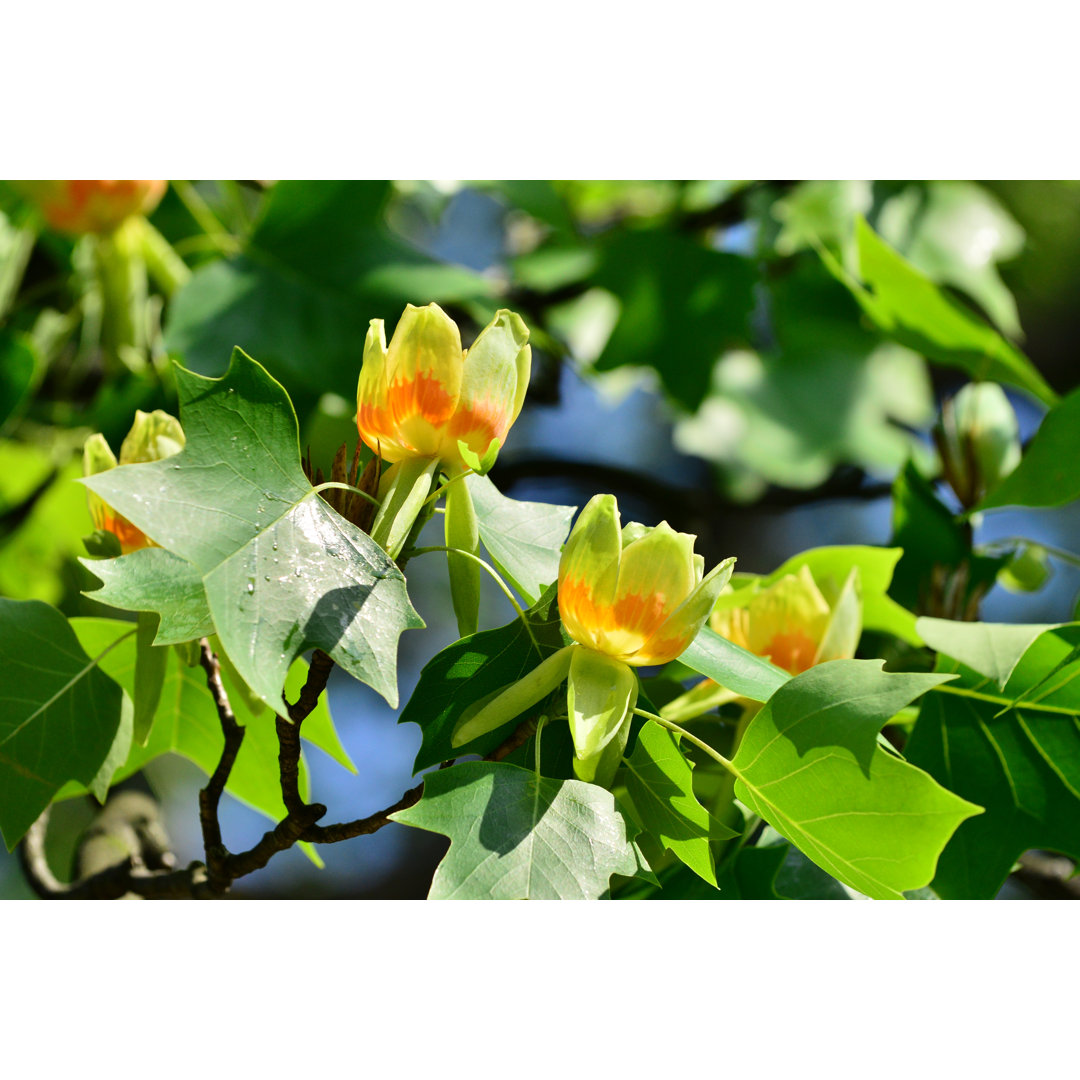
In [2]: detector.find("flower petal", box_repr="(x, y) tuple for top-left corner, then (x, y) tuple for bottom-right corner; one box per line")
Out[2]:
(635, 556), (736, 666)
(447, 309), (530, 463)
(118, 409), (185, 464)
(385, 303), (463, 436)
(813, 568), (862, 664)
(357, 318), (408, 459)
(602, 522), (696, 659)
(558, 495), (622, 652)
(566, 647), (638, 787)
(746, 565), (831, 675)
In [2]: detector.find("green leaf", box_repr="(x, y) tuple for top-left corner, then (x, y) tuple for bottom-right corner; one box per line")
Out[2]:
(0, 331), (37, 430)
(465, 474), (576, 606)
(890, 461), (1006, 616)
(165, 180), (493, 395)
(892, 181), (1025, 339)
(0, 458), (91, 605)
(622, 720), (737, 885)
(844, 218), (1055, 407)
(680, 626), (790, 702)
(0, 599), (129, 849)
(592, 231), (757, 411)
(674, 262), (934, 492)
(978, 386), (1080, 510)
(80, 547), (215, 645)
(391, 761), (641, 899)
(917, 617), (1063, 690)
(133, 611), (168, 744)
(907, 628), (1080, 897)
(83, 349), (423, 717)
(729, 660), (982, 899)
(64, 619), (356, 862)
(401, 586), (568, 772)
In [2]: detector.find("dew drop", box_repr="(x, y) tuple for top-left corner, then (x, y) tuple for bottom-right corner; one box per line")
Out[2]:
(264, 574), (271, 581)
(246, 581), (255, 594)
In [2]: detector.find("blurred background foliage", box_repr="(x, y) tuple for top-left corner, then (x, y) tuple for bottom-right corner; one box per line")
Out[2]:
(3, 178), (1080, 897)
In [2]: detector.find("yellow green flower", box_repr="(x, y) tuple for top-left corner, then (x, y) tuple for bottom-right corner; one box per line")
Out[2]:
(452, 494), (735, 788)
(83, 410), (185, 554)
(18, 180), (166, 235)
(711, 564), (861, 675)
(559, 495), (735, 667)
(357, 302), (531, 473)
(357, 303), (531, 564)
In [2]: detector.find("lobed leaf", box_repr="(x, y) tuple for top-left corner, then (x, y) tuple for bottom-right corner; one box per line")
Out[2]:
(729, 660), (982, 899)
(83, 349), (423, 717)
(391, 761), (641, 899)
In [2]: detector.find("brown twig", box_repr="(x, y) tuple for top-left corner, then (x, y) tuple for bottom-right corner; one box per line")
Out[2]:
(301, 715), (540, 844)
(197, 638), (245, 890)
(18, 807), (216, 900)
(277, 648), (335, 815)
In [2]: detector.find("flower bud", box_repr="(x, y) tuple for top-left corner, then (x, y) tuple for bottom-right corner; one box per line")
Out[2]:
(17, 180), (167, 235)
(84, 410), (185, 554)
(936, 383), (1021, 508)
(356, 303), (531, 473)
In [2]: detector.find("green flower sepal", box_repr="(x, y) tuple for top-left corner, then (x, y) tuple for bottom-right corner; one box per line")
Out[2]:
(451, 642), (640, 789)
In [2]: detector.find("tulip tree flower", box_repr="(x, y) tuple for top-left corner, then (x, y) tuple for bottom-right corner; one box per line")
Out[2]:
(83, 410), (185, 554)
(452, 494), (735, 788)
(356, 302), (531, 636)
(663, 564), (862, 723)
(17, 180), (167, 235)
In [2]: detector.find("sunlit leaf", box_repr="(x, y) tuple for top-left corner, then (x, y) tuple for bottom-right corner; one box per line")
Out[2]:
(730, 660), (982, 899)
(392, 761), (641, 899)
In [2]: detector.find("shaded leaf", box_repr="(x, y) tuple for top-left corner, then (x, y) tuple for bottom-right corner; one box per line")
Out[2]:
(81, 547), (214, 645)
(165, 180), (493, 395)
(391, 761), (640, 899)
(83, 349), (423, 717)
(466, 474), (576, 606)
(907, 628), (1080, 897)
(593, 230), (757, 411)
(401, 586), (568, 772)
(0, 599), (128, 848)
(622, 720), (737, 885)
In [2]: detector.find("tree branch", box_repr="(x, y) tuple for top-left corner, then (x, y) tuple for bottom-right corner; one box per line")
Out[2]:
(301, 715), (539, 844)
(19, 805), (217, 900)
(197, 638), (245, 891)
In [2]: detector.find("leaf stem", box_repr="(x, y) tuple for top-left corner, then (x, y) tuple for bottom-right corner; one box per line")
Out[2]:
(409, 545), (541, 656)
(633, 708), (739, 777)
(931, 681), (1080, 716)
(421, 467), (475, 510)
(172, 180), (241, 256)
(311, 480), (381, 509)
